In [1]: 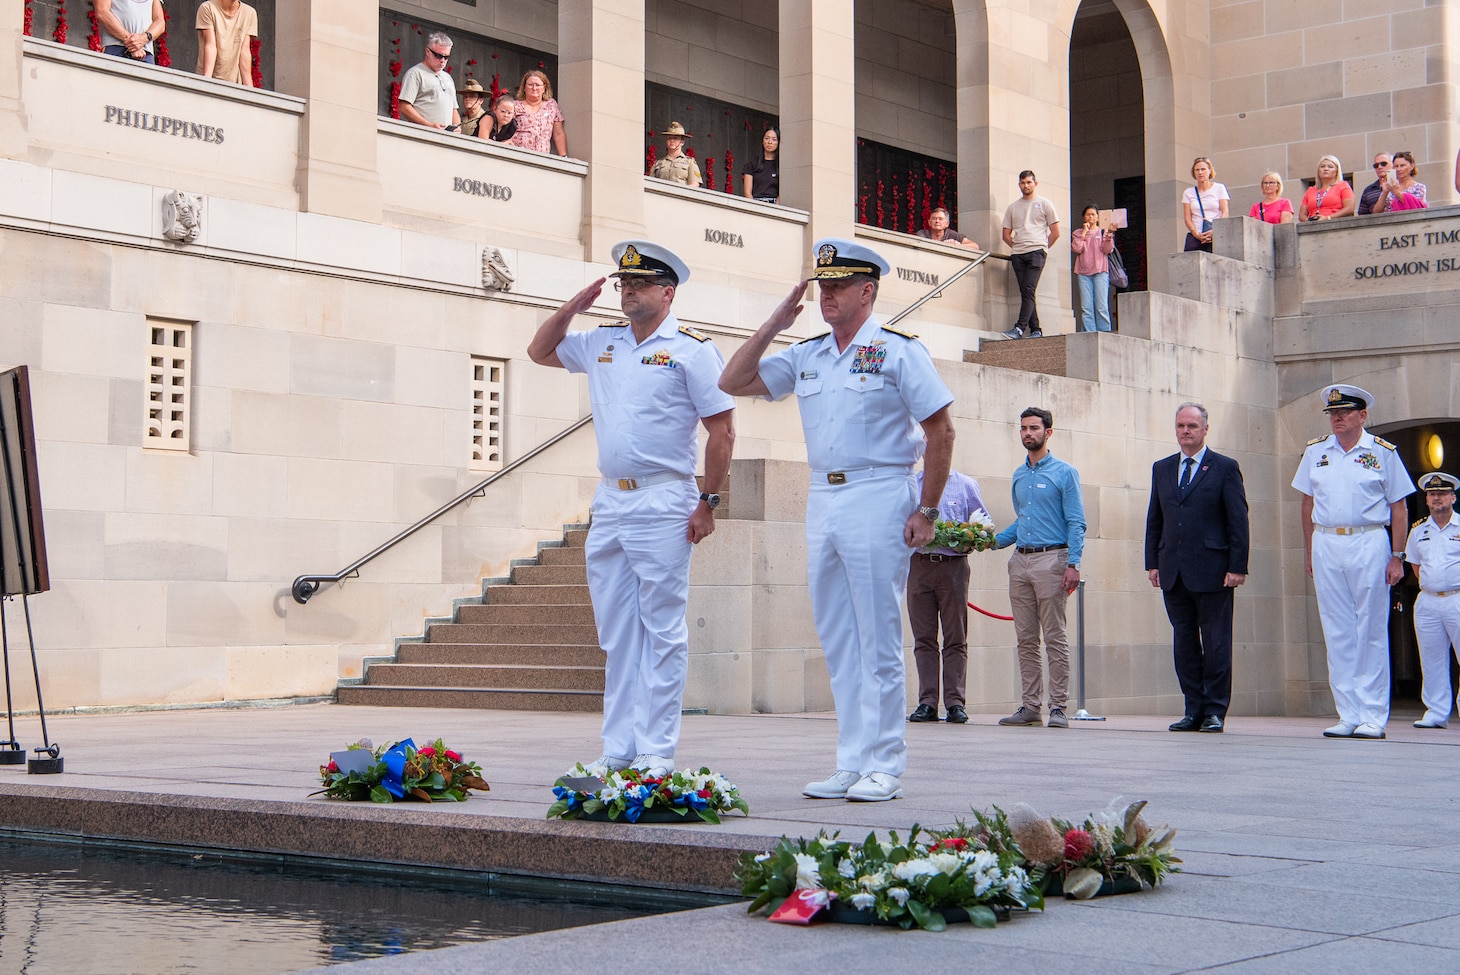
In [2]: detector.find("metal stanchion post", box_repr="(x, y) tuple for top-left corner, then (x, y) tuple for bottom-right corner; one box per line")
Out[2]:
(1071, 580), (1104, 721)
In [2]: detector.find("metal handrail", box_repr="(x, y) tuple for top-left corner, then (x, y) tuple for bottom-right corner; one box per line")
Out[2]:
(885, 249), (999, 327)
(290, 414), (594, 604)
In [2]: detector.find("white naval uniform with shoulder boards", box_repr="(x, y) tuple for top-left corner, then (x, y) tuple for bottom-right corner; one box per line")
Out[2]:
(758, 317), (954, 777)
(555, 312), (733, 764)
(1292, 431), (1415, 729)
(1404, 513), (1460, 723)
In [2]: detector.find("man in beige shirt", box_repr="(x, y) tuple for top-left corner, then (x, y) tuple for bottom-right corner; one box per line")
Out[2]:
(196, 0), (260, 87)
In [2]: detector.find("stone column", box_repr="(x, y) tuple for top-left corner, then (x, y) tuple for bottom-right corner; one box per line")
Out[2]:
(779, 0), (856, 264)
(274, 0), (382, 220)
(0, 0), (26, 159)
(558, 0), (646, 261)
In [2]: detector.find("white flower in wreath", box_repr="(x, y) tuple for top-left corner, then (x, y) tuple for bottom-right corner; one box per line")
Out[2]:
(971, 850), (998, 873)
(928, 852), (963, 876)
(892, 858), (938, 882)
(601, 787), (621, 802)
(850, 892), (876, 911)
(887, 887), (910, 906)
(837, 858), (857, 879)
(858, 872), (885, 891)
(793, 852), (822, 890)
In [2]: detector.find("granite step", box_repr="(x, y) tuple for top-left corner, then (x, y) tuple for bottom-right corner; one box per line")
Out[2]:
(454, 603), (596, 626)
(510, 564), (591, 586)
(363, 663), (606, 691)
(484, 584), (592, 606)
(397, 643), (602, 667)
(426, 622), (600, 645)
(564, 529), (589, 547)
(536, 546), (587, 566)
(337, 685), (603, 712)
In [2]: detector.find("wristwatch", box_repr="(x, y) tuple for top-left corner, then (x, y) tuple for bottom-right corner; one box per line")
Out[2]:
(916, 505), (940, 523)
(145, 31), (153, 42)
(1392, 551), (1405, 561)
(699, 493), (721, 510)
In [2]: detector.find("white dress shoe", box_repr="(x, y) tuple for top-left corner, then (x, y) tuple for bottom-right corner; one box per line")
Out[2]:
(630, 753), (674, 777)
(846, 772), (903, 802)
(1352, 723), (1386, 739)
(1413, 714), (1449, 729)
(803, 769), (862, 799)
(1322, 721), (1357, 738)
(584, 754), (632, 776)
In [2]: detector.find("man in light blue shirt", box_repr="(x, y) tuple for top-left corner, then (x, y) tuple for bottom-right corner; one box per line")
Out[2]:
(990, 407), (1085, 728)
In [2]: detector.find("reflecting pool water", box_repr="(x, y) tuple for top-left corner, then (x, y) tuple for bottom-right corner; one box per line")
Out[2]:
(0, 838), (676, 973)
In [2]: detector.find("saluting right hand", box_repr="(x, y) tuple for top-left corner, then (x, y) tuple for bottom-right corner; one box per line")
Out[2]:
(567, 277), (607, 316)
(766, 279), (810, 334)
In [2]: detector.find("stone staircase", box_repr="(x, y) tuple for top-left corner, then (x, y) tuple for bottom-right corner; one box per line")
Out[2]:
(337, 525), (605, 711)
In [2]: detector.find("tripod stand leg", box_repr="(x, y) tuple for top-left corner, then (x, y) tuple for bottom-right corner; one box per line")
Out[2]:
(20, 595), (61, 774)
(0, 597), (24, 764)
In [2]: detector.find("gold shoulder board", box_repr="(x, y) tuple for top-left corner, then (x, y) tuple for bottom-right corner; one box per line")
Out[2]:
(597, 320), (629, 329)
(796, 332), (830, 345)
(1412, 517), (1427, 530)
(677, 325), (711, 343)
(1306, 436), (1326, 447)
(881, 325), (919, 340)
(1373, 436), (1398, 450)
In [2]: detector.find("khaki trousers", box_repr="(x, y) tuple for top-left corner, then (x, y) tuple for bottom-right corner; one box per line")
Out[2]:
(1008, 549), (1070, 709)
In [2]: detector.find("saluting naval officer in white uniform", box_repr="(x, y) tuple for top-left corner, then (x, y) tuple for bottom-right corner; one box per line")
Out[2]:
(719, 239), (956, 802)
(528, 241), (735, 778)
(1403, 471), (1460, 730)
(1292, 384), (1414, 740)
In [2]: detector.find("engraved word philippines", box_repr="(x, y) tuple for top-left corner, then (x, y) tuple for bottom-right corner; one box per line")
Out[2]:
(1355, 226), (1460, 279)
(104, 106), (224, 143)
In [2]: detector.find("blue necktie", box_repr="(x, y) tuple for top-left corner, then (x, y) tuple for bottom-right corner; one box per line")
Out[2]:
(1179, 457), (1194, 494)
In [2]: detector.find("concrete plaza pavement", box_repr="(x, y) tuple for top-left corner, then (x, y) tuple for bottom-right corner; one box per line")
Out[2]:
(0, 703), (1455, 973)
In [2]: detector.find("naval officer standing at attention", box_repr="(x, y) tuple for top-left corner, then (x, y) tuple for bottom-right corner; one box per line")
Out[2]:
(1292, 384), (1414, 740)
(528, 241), (735, 778)
(1403, 472), (1460, 730)
(719, 239), (956, 802)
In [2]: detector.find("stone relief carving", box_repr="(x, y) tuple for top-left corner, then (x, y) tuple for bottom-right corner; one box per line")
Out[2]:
(161, 190), (203, 244)
(482, 246), (515, 292)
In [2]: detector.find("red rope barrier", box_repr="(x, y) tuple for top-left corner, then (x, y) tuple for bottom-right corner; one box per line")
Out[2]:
(968, 601), (1013, 621)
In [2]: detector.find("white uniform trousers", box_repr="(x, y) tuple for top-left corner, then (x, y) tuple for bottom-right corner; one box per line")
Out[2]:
(1413, 590), (1460, 722)
(1312, 529), (1392, 728)
(585, 478), (697, 762)
(805, 472), (917, 777)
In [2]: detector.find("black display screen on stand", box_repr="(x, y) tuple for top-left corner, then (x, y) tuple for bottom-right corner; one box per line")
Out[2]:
(1, 365), (49, 597)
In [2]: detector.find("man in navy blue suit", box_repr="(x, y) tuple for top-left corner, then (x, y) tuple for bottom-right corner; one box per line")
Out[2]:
(1144, 403), (1250, 733)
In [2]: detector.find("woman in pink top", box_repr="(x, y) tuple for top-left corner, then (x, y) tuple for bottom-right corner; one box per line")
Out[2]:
(509, 70), (566, 156)
(1374, 151), (1428, 212)
(1070, 205), (1116, 332)
(1298, 155), (1355, 222)
(1248, 172), (1294, 224)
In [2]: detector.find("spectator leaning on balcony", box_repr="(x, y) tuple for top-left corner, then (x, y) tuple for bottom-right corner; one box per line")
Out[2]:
(1357, 153), (1392, 215)
(649, 122), (702, 188)
(97, 0), (164, 64)
(1374, 151), (1428, 213)
(1298, 155), (1355, 222)
(487, 94), (517, 143)
(398, 33), (460, 131)
(917, 207), (978, 250)
(458, 79), (488, 138)
(195, 0), (258, 87)
(510, 70), (566, 156)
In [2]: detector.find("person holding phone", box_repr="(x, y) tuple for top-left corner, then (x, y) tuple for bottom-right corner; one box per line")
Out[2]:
(1181, 157), (1228, 252)
(1070, 205), (1115, 332)
(1374, 151), (1427, 212)
(1298, 155), (1355, 222)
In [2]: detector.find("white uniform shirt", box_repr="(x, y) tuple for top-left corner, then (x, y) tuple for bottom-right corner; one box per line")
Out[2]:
(757, 317), (953, 472)
(1291, 431), (1414, 527)
(555, 312), (733, 480)
(1405, 515), (1460, 592)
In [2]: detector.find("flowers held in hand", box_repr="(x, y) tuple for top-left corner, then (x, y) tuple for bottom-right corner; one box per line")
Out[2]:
(928, 513), (997, 553)
(737, 826), (1040, 932)
(314, 737), (490, 803)
(548, 764), (749, 824)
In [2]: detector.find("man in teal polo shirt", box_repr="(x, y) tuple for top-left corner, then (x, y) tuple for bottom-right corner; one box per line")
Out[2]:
(990, 407), (1086, 728)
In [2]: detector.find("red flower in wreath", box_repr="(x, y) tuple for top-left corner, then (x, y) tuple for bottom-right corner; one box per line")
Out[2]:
(1064, 828), (1095, 862)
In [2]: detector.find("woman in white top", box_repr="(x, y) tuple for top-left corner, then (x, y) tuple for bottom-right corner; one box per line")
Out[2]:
(1181, 157), (1229, 253)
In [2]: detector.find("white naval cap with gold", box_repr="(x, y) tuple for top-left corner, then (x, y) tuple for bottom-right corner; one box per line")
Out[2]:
(810, 238), (891, 280)
(1419, 471), (1459, 492)
(1321, 384), (1373, 412)
(609, 240), (690, 286)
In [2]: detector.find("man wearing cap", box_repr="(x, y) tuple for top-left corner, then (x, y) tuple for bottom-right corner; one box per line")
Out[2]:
(1403, 472), (1460, 729)
(1292, 384), (1415, 740)
(528, 241), (735, 779)
(718, 239), (957, 802)
(458, 79), (488, 138)
(649, 123), (703, 188)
